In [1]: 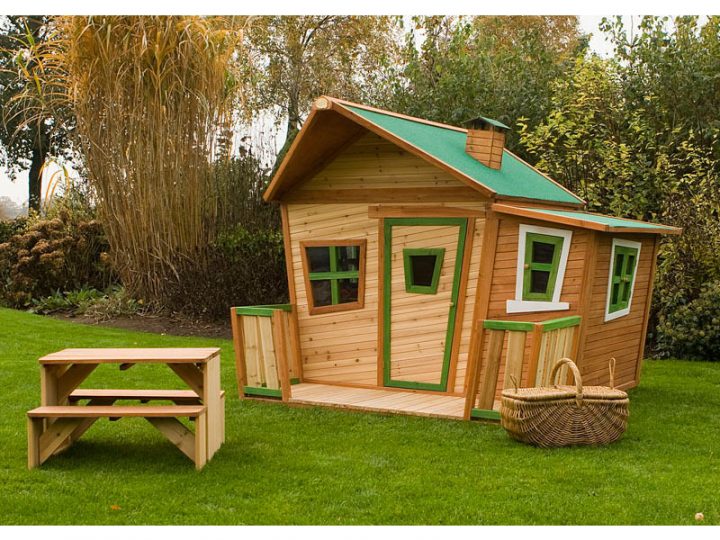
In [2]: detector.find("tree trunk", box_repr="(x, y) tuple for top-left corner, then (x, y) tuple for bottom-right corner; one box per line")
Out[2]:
(28, 140), (46, 212)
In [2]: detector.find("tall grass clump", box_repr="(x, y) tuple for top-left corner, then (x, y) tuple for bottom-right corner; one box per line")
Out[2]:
(13, 16), (249, 305)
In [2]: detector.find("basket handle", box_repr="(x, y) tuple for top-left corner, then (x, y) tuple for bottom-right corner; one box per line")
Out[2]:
(609, 357), (616, 389)
(549, 357), (584, 406)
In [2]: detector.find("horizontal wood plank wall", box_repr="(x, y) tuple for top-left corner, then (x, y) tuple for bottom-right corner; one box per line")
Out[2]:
(297, 132), (481, 193)
(286, 130), (489, 391)
(579, 234), (657, 388)
(288, 203), (379, 385)
(476, 216), (589, 406)
(288, 202), (486, 390)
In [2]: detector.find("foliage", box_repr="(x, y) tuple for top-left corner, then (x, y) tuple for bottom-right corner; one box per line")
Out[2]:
(30, 286), (105, 314)
(244, 16), (401, 165)
(30, 285), (143, 320)
(655, 280), (720, 360)
(0, 200), (114, 307)
(387, 16), (587, 155)
(518, 17), (720, 351)
(0, 16), (74, 210)
(165, 225), (287, 319)
(2, 307), (720, 524)
(10, 16), (249, 306)
(0, 214), (27, 243)
(210, 153), (279, 232)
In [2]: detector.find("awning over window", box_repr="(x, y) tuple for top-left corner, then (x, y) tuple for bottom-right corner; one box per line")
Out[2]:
(492, 204), (681, 235)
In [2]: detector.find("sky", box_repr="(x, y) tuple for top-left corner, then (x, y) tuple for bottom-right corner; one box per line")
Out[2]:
(0, 15), (617, 207)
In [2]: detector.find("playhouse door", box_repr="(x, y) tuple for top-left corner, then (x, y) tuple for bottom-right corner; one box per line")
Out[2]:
(382, 217), (468, 391)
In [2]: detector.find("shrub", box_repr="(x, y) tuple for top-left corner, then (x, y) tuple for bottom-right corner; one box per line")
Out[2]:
(30, 287), (105, 314)
(164, 226), (288, 320)
(0, 217), (28, 244)
(655, 280), (720, 360)
(0, 206), (115, 307)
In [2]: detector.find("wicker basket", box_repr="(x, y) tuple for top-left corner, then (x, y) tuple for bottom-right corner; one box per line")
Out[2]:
(500, 358), (629, 448)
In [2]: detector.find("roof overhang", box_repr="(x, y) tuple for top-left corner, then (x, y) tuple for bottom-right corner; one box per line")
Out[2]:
(264, 96), (501, 202)
(265, 97), (586, 207)
(492, 203), (682, 235)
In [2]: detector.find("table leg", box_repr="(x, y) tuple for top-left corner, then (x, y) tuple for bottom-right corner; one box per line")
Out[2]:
(203, 354), (222, 459)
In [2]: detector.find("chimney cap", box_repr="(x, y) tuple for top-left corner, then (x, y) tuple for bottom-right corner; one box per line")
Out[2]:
(463, 115), (510, 131)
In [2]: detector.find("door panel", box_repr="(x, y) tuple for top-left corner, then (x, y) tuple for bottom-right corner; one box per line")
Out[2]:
(383, 218), (468, 391)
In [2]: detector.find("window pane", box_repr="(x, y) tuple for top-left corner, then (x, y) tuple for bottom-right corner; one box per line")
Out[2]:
(336, 245), (360, 272)
(626, 254), (636, 275)
(410, 255), (438, 287)
(337, 278), (359, 304)
(614, 253), (625, 277)
(530, 270), (550, 294)
(310, 280), (332, 306)
(532, 241), (556, 264)
(611, 282), (620, 305)
(307, 247), (331, 273)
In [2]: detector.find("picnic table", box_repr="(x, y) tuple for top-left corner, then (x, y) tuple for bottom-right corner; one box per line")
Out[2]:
(27, 348), (224, 470)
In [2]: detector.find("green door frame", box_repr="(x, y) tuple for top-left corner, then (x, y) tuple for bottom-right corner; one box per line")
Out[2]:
(383, 217), (468, 391)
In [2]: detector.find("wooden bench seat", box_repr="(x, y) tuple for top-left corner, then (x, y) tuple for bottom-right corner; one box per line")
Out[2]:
(67, 389), (226, 443)
(27, 405), (208, 470)
(69, 389), (201, 403)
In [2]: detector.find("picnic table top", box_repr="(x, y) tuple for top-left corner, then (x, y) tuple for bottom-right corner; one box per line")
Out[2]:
(39, 347), (221, 365)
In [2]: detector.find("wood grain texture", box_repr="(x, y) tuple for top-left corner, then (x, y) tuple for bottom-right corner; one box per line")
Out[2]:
(289, 200), (487, 390)
(580, 234), (658, 388)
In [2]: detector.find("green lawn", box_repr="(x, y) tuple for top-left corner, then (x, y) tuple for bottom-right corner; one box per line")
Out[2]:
(0, 307), (717, 525)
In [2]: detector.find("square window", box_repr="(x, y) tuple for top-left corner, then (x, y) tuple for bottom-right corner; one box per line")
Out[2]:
(302, 241), (366, 315)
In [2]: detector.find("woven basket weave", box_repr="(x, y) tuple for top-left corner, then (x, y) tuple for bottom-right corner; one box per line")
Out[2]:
(500, 358), (629, 448)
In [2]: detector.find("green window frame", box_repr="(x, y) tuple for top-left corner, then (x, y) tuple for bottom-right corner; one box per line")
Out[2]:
(522, 232), (565, 301)
(403, 248), (445, 294)
(607, 243), (639, 315)
(301, 240), (366, 315)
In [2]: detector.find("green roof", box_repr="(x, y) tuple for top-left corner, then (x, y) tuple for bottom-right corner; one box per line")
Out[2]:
(343, 104), (582, 205)
(532, 209), (679, 231)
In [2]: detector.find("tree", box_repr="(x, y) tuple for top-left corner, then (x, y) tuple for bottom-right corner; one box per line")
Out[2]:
(518, 17), (720, 343)
(388, 16), (587, 155)
(244, 16), (401, 166)
(13, 16), (248, 304)
(0, 16), (72, 212)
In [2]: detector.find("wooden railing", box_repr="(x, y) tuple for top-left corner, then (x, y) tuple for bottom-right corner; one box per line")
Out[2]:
(467, 315), (581, 420)
(230, 304), (302, 401)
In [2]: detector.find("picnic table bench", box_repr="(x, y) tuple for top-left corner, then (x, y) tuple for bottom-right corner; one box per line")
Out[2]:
(27, 348), (224, 470)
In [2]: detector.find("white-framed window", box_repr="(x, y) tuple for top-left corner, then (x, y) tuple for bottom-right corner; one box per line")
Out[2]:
(506, 224), (573, 314)
(604, 238), (642, 322)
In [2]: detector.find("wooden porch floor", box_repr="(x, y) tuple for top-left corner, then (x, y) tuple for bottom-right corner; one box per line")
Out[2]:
(288, 383), (466, 420)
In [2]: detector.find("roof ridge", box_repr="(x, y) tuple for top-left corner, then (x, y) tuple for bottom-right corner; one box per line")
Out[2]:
(326, 96), (468, 134)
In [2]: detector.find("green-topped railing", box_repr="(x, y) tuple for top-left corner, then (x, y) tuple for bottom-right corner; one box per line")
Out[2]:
(466, 315), (582, 421)
(230, 304), (302, 401)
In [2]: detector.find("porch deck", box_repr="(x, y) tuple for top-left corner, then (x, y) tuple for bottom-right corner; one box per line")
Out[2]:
(288, 383), (466, 420)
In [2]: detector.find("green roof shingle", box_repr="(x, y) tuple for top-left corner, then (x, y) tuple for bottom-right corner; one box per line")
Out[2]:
(343, 104), (583, 205)
(529, 209), (679, 231)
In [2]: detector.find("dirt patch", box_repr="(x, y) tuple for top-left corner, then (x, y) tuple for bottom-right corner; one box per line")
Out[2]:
(51, 312), (232, 340)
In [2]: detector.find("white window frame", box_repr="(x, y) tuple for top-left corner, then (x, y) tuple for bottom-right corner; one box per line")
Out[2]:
(506, 224), (573, 314)
(604, 238), (642, 322)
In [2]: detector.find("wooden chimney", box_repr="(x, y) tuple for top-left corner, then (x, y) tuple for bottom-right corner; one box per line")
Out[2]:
(464, 116), (509, 170)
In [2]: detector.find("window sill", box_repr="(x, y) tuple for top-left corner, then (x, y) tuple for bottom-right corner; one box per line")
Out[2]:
(604, 307), (631, 322)
(506, 300), (570, 314)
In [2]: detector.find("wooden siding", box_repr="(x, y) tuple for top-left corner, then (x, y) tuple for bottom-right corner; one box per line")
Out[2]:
(298, 132), (480, 193)
(477, 216), (589, 404)
(288, 202), (486, 391)
(578, 234), (656, 388)
(286, 132), (488, 391)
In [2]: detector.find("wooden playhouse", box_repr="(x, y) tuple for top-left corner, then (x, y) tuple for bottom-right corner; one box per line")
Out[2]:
(230, 96), (680, 420)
